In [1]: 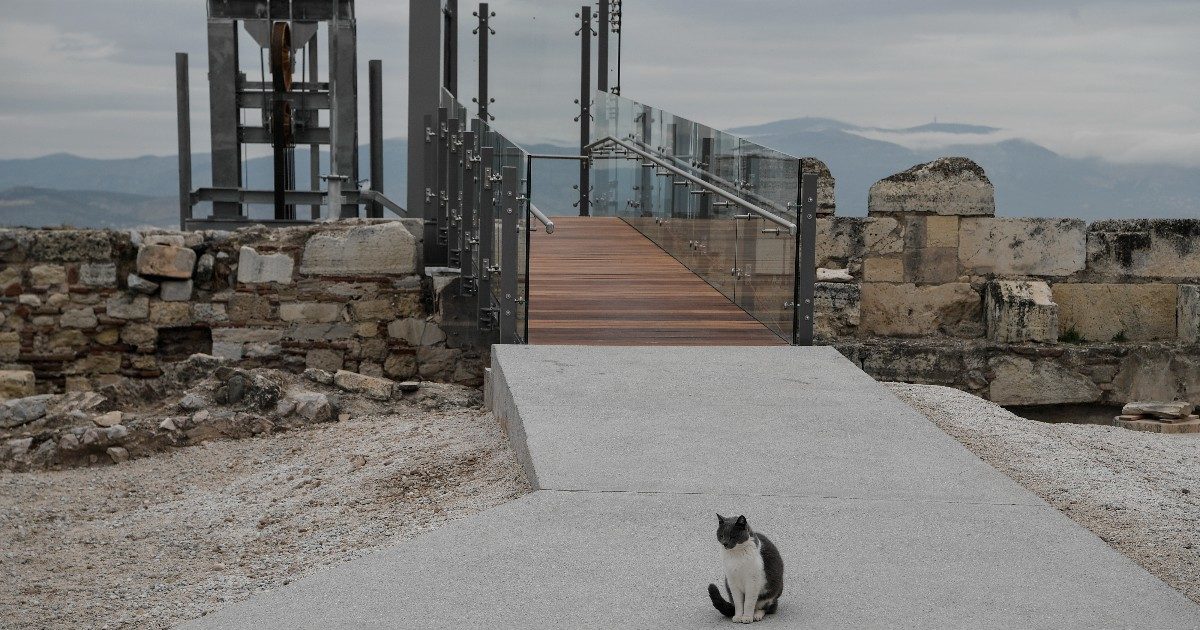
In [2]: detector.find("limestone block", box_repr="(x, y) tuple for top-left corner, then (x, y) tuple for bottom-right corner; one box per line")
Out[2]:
(859, 283), (981, 337)
(960, 218), (1086, 277)
(244, 342), (281, 358)
(286, 322), (355, 341)
(417, 347), (462, 380)
(985, 280), (1058, 343)
(119, 323), (157, 348)
(212, 328), (284, 344)
(333, 370), (395, 401)
(150, 302), (192, 327)
(127, 274), (159, 294)
(1053, 283), (1177, 342)
(279, 302), (342, 323)
(237, 246), (294, 285)
(349, 299), (395, 321)
(300, 222), (419, 276)
(1180, 285), (1200, 343)
(106, 295), (150, 320)
(0, 370), (35, 400)
(143, 234), (185, 247)
(1, 328), (22, 357)
(228, 293), (271, 322)
(212, 342), (243, 361)
(1122, 401), (1194, 419)
(384, 353), (418, 380)
(159, 279), (193, 302)
(79, 262), (117, 287)
(1086, 219), (1200, 280)
(987, 356), (1100, 405)
(1111, 350), (1184, 404)
(388, 318), (447, 346)
(29, 264), (66, 288)
(192, 303), (228, 324)
(868, 157), (994, 217)
(0, 266), (21, 295)
(816, 217), (903, 268)
(306, 349), (345, 372)
(863, 257), (903, 283)
(815, 282), (860, 338)
(61, 307), (99, 329)
(30, 230), (112, 261)
(137, 244), (195, 279)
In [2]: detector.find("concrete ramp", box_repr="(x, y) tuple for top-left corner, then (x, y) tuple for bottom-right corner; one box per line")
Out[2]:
(184, 346), (1200, 629)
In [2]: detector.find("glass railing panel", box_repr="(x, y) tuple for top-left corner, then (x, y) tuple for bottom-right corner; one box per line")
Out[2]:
(591, 91), (804, 342)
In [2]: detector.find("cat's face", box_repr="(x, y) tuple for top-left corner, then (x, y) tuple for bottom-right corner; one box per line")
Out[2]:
(715, 514), (751, 549)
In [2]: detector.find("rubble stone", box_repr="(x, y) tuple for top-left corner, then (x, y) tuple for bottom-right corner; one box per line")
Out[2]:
(1122, 401), (1194, 419)
(106, 295), (150, 320)
(0, 332), (19, 361)
(137, 244), (196, 279)
(0, 370), (35, 400)
(300, 221), (420, 276)
(127, 274), (159, 294)
(61, 307), (99, 329)
(280, 302), (341, 323)
(387, 318), (447, 346)
(159, 279), (194, 302)
(333, 370), (395, 401)
(30, 264), (66, 288)
(237, 246), (294, 284)
(79, 262), (117, 287)
(1179, 285), (1200, 344)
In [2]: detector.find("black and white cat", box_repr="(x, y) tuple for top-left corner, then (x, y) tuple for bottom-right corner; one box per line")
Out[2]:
(708, 514), (784, 623)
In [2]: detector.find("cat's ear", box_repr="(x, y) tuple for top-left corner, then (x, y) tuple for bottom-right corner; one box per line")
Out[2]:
(716, 513), (725, 522)
(735, 515), (747, 526)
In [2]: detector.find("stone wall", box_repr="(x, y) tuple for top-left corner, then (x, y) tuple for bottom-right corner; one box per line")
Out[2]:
(815, 157), (1200, 407)
(0, 220), (482, 397)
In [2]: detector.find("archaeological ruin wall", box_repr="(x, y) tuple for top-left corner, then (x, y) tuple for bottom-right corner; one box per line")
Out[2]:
(0, 220), (483, 401)
(809, 157), (1199, 408)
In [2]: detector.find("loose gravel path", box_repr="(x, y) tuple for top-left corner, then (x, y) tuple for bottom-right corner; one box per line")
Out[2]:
(889, 382), (1200, 604)
(0, 401), (528, 630)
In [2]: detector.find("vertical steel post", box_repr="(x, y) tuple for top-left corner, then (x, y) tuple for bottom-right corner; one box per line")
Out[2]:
(597, 0), (609, 92)
(461, 129), (477, 295)
(794, 170), (818, 346)
(422, 114), (442, 266)
(368, 59), (384, 218)
(207, 19), (241, 218)
(437, 107), (450, 260)
(408, 0), (442, 224)
(639, 105), (652, 214)
(499, 165), (519, 343)
(330, 13), (360, 218)
(577, 6), (591, 217)
(175, 52), (192, 230)
(524, 153), (533, 342)
(308, 42), (321, 220)
(476, 3), (491, 122)
(478, 142), (496, 326)
(447, 117), (462, 268)
(443, 0), (458, 95)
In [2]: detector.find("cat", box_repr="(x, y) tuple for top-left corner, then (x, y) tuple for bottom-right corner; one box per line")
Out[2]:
(708, 514), (784, 623)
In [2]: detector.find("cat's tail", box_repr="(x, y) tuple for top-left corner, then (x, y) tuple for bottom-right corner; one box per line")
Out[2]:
(707, 583), (735, 618)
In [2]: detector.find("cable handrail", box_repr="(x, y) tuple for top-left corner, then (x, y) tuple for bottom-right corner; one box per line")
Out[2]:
(587, 135), (797, 235)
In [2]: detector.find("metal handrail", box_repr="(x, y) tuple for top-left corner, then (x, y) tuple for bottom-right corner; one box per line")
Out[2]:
(528, 202), (556, 234)
(587, 136), (797, 235)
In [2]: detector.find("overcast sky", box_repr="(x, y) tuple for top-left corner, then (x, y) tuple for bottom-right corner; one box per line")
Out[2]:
(0, 0), (1197, 167)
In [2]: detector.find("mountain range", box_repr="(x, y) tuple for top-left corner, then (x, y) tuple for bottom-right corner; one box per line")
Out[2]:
(0, 118), (1196, 229)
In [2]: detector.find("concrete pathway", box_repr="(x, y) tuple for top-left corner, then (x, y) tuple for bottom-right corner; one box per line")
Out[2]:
(185, 346), (1200, 629)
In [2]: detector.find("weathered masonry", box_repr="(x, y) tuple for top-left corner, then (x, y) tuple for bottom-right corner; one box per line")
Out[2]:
(0, 221), (483, 398)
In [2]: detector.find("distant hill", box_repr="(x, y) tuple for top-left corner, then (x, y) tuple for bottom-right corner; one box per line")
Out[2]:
(1, 118), (1198, 225)
(0, 187), (176, 229)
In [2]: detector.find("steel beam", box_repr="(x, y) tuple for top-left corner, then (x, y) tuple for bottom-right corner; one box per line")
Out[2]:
(308, 41), (321, 219)
(794, 170), (818, 346)
(597, 0), (609, 92)
(499, 165), (518, 343)
(207, 0), (354, 21)
(447, 116), (462, 268)
(207, 19), (241, 218)
(443, 0), (458, 95)
(329, 14), (359, 218)
(368, 59), (384, 218)
(176, 52), (192, 230)
(460, 129), (477, 295)
(476, 3), (490, 121)
(422, 113), (442, 266)
(409, 0), (442, 223)
(478, 142), (496, 328)
(577, 6), (591, 217)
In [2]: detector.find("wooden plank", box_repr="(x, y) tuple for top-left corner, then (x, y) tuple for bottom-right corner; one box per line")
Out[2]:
(527, 217), (786, 346)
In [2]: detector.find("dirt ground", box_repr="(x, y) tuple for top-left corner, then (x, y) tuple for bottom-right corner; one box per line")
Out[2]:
(890, 382), (1200, 605)
(0, 399), (529, 629)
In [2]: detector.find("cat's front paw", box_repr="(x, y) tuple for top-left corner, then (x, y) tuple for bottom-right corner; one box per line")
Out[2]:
(753, 609), (766, 621)
(733, 615), (752, 624)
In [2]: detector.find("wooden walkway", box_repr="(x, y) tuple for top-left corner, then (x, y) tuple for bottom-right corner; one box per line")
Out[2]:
(527, 217), (784, 345)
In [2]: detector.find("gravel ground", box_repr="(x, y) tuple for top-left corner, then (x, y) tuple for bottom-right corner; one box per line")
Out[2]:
(0, 400), (529, 629)
(889, 382), (1200, 604)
